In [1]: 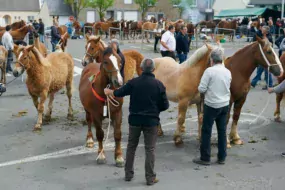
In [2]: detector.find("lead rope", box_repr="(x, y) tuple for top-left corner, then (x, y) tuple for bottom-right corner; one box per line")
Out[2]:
(249, 45), (279, 125)
(95, 84), (120, 161)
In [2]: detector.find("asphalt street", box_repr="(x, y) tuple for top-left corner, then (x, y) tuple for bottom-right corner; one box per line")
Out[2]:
(0, 37), (284, 190)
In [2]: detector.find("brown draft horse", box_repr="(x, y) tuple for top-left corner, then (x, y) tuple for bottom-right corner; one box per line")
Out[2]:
(79, 46), (125, 166)
(224, 36), (283, 148)
(0, 24), (35, 40)
(142, 21), (158, 43)
(82, 35), (143, 83)
(0, 46), (7, 85)
(94, 21), (120, 39)
(12, 45), (74, 131)
(216, 19), (238, 42)
(0, 20), (26, 31)
(274, 52), (285, 122)
(152, 44), (216, 145)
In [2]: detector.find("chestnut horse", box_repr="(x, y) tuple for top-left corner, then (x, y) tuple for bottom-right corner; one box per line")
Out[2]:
(152, 44), (217, 145)
(79, 46), (125, 166)
(33, 32), (47, 57)
(273, 52), (285, 122)
(0, 24), (35, 40)
(0, 46), (7, 85)
(0, 20), (26, 31)
(82, 35), (143, 83)
(142, 21), (158, 43)
(224, 36), (283, 148)
(12, 45), (74, 131)
(216, 19), (238, 42)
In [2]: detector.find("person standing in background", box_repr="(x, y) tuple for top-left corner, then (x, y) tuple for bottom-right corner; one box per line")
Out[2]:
(176, 25), (189, 63)
(160, 25), (176, 60)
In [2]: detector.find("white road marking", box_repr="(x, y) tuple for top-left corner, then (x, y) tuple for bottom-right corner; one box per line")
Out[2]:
(73, 66), (83, 76)
(6, 73), (11, 77)
(0, 113), (270, 168)
(73, 58), (82, 62)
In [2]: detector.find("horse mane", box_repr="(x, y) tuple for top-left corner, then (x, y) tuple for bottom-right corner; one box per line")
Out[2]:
(182, 44), (214, 67)
(31, 47), (51, 67)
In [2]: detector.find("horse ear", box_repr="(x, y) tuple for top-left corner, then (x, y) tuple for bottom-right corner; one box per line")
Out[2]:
(13, 44), (19, 55)
(85, 34), (90, 41)
(26, 45), (34, 52)
(95, 36), (101, 43)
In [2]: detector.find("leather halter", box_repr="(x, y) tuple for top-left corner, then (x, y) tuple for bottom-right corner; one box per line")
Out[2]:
(91, 71), (106, 102)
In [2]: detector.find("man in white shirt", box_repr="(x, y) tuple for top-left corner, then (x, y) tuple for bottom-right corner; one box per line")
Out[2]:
(1, 25), (14, 73)
(193, 47), (232, 166)
(160, 25), (176, 60)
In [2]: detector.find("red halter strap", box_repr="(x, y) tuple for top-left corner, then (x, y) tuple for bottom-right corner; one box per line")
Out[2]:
(91, 72), (106, 102)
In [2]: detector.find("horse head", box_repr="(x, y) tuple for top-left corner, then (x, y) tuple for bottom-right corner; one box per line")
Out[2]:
(82, 35), (106, 66)
(13, 45), (35, 77)
(101, 47), (123, 88)
(256, 35), (283, 77)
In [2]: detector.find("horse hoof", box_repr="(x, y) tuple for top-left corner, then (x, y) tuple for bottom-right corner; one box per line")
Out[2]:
(97, 158), (107, 165)
(232, 139), (244, 145)
(67, 114), (74, 121)
(86, 138), (94, 148)
(157, 130), (164, 137)
(44, 115), (51, 122)
(274, 117), (281, 123)
(33, 124), (42, 132)
(227, 143), (232, 149)
(115, 157), (125, 168)
(174, 136), (184, 147)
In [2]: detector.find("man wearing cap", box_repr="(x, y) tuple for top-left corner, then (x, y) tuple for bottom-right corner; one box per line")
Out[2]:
(109, 39), (125, 80)
(104, 58), (169, 186)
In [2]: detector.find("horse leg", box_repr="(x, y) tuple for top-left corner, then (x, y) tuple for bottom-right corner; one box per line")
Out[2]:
(157, 123), (164, 136)
(33, 91), (48, 131)
(174, 98), (188, 146)
(111, 110), (124, 168)
(94, 118), (106, 164)
(66, 80), (74, 120)
(86, 110), (94, 148)
(274, 93), (283, 122)
(147, 32), (150, 43)
(226, 100), (233, 148)
(229, 97), (246, 145)
(44, 92), (55, 122)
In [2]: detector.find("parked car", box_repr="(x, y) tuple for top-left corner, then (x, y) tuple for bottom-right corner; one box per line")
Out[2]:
(45, 26), (51, 37)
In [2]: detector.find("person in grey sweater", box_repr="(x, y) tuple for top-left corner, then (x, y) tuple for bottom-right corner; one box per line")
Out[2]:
(268, 84), (285, 157)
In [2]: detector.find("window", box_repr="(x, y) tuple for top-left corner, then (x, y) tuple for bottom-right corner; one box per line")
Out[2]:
(27, 16), (34, 22)
(124, 0), (132, 4)
(14, 16), (17, 20)
(18, 16), (21, 20)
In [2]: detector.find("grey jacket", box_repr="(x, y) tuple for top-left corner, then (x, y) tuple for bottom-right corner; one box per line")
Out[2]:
(273, 80), (285, 94)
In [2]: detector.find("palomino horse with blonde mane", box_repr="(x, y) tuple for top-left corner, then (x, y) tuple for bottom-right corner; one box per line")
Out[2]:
(274, 53), (285, 122)
(12, 45), (74, 131)
(153, 44), (216, 145)
(79, 46), (125, 166)
(82, 35), (143, 83)
(224, 36), (283, 148)
(0, 46), (7, 85)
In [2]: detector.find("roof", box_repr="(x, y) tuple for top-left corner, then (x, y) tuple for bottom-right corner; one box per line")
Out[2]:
(249, 0), (282, 5)
(215, 8), (267, 17)
(0, 0), (40, 11)
(46, 0), (73, 16)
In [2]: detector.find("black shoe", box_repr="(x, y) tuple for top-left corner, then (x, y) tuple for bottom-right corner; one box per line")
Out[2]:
(192, 158), (210, 166)
(146, 178), (159, 186)
(125, 176), (133, 182)
(262, 87), (267, 90)
(281, 152), (285, 157)
(217, 159), (225, 165)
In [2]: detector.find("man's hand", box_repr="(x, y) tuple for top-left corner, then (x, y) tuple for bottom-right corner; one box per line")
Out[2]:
(267, 87), (274, 93)
(104, 88), (114, 97)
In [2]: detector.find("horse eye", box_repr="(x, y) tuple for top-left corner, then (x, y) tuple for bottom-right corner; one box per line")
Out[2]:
(24, 57), (27, 59)
(91, 48), (94, 50)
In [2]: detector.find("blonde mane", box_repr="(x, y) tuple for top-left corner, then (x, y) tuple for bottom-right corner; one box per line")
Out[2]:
(88, 35), (107, 48)
(31, 47), (51, 67)
(182, 44), (215, 67)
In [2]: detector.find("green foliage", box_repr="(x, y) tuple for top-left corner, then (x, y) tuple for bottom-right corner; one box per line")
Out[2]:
(134, 0), (157, 18)
(88, 0), (114, 20)
(64, 0), (89, 19)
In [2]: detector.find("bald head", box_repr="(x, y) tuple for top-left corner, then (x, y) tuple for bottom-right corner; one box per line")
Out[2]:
(141, 58), (155, 73)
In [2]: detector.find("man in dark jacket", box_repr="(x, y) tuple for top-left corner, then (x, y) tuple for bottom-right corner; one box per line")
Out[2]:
(51, 21), (62, 52)
(104, 58), (169, 186)
(176, 25), (189, 63)
(38, 19), (45, 43)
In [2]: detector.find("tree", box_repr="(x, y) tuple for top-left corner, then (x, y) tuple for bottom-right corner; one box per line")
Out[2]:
(64, 0), (89, 20)
(169, 0), (194, 18)
(134, 0), (157, 20)
(88, 0), (114, 20)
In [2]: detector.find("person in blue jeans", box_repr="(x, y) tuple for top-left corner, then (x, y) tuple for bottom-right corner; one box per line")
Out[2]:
(176, 25), (189, 63)
(50, 21), (62, 52)
(251, 25), (273, 90)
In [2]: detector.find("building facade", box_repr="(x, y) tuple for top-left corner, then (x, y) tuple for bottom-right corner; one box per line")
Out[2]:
(0, 0), (40, 26)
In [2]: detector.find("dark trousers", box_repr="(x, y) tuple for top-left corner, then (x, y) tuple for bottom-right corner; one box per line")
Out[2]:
(177, 53), (187, 64)
(125, 125), (157, 182)
(154, 36), (161, 51)
(279, 49), (283, 58)
(251, 66), (273, 87)
(161, 51), (176, 60)
(6, 50), (13, 72)
(200, 104), (229, 162)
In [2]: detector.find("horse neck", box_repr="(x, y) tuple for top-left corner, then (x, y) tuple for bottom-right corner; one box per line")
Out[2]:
(225, 43), (258, 79)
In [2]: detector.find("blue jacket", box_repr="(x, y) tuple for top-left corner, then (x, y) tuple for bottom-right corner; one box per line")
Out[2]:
(176, 32), (189, 54)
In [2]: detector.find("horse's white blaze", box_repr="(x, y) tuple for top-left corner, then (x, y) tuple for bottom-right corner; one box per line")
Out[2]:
(271, 46), (284, 73)
(110, 54), (123, 85)
(19, 51), (23, 60)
